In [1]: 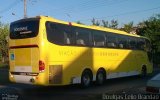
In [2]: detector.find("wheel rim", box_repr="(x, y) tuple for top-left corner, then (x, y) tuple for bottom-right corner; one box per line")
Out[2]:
(97, 72), (104, 84)
(82, 74), (90, 86)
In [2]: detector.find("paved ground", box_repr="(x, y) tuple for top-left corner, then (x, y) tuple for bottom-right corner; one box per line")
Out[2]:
(0, 67), (160, 100)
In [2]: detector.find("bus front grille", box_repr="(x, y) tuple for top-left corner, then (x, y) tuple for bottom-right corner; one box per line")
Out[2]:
(49, 65), (62, 84)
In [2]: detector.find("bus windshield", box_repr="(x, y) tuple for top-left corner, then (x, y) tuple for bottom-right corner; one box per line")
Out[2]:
(10, 19), (39, 39)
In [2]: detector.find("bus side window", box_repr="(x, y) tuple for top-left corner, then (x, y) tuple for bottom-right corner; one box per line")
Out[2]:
(63, 27), (75, 45)
(46, 22), (65, 45)
(118, 37), (125, 49)
(137, 39), (145, 50)
(129, 38), (137, 49)
(75, 29), (90, 46)
(66, 37), (70, 44)
(106, 34), (117, 48)
(119, 36), (129, 49)
(93, 31), (105, 47)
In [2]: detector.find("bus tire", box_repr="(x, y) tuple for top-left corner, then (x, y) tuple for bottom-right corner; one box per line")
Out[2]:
(81, 69), (92, 88)
(141, 65), (147, 77)
(96, 69), (106, 85)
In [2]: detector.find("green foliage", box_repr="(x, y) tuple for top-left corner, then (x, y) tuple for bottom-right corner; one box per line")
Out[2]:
(91, 18), (100, 26)
(122, 21), (134, 33)
(91, 18), (119, 29)
(136, 14), (160, 64)
(109, 19), (118, 29)
(76, 21), (84, 25)
(137, 14), (160, 45)
(0, 20), (9, 62)
(101, 20), (109, 28)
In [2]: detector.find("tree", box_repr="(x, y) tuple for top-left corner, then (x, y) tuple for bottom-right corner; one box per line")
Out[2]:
(136, 14), (160, 64)
(0, 21), (9, 63)
(91, 18), (100, 26)
(109, 19), (118, 29)
(76, 21), (84, 25)
(101, 20), (109, 28)
(137, 14), (160, 44)
(122, 21), (134, 33)
(91, 18), (119, 29)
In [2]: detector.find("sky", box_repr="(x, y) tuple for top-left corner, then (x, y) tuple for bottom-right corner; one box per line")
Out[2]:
(0, 0), (160, 27)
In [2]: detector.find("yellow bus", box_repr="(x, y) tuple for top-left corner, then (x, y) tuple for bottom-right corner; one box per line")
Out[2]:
(9, 16), (153, 87)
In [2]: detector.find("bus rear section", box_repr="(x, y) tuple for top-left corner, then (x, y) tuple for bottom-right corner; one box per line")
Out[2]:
(9, 18), (46, 85)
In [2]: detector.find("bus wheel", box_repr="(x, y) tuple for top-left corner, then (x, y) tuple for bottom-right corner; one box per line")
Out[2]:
(81, 70), (92, 88)
(141, 65), (147, 77)
(96, 70), (106, 85)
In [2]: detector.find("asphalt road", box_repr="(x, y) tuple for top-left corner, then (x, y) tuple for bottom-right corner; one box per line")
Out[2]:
(0, 67), (160, 100)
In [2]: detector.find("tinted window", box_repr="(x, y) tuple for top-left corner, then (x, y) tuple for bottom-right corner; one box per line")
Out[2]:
(137, 38), (145, 50)
(46, 22), (65, 45)
(117, 35), (128, 49)
(46, 22), (91, 46)
(106, 33), (118, 48)
(10, 19), (39, 39)
(93, 31), (105, 47)
(45, 21), (148, 50)
(75, 28), (91, 46)
(64, 29), (75, 45)
(129, 37), (137, 49)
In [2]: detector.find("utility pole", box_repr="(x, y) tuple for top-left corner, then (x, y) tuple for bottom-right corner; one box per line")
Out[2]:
(24, 0), (27, 18)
